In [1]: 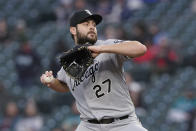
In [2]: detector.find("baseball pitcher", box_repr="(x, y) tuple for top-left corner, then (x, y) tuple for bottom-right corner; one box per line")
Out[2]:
(40, 9), (148, 131)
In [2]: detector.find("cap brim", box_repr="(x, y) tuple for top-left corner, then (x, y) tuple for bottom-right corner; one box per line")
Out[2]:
(83, 14), (102, 25)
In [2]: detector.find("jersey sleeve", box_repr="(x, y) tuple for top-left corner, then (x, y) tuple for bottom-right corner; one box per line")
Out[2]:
(57, 67), (67, 83)
(103, 39), (130, 62)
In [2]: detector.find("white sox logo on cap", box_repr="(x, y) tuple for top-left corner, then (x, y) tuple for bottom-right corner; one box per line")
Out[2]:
(85, 10), (92, 15)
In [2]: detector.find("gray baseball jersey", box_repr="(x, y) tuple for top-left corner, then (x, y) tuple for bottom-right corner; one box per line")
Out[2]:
(57, 39), (137, 121)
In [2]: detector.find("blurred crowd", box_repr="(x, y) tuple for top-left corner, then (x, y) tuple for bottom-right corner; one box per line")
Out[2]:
(1, 0), (196, 131)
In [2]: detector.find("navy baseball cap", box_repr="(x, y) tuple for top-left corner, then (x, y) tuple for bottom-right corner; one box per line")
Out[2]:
(70, 9), (102, 27)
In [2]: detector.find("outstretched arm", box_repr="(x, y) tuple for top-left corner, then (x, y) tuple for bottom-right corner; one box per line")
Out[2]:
(40, 71), (69, 93)
(88, 41), (147, 58)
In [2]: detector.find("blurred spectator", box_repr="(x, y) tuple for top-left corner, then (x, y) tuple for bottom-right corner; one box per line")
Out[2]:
(0, 102), (20, 131)
(134, 36), (181, 75)
(167, 89), (196, 124)
(12, 19), (28, 42)
(14, 41), (41, 88)
(0, 19), (11, 44)
(151, 37), (180, 74)
(125, 72), (147, 118)
(15, 99), (43, 131)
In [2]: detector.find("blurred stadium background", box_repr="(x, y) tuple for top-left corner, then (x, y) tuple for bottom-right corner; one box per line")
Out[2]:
(0, 0), (196, 131)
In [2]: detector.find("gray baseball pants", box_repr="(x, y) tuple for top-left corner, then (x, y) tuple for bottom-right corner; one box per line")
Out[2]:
(76, 116), (148, 131)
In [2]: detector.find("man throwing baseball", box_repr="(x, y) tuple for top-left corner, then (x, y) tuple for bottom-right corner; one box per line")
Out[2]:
(40, 9), (148, 131)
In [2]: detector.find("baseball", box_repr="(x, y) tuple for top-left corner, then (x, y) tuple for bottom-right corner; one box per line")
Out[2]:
(43, 74), (54, 83)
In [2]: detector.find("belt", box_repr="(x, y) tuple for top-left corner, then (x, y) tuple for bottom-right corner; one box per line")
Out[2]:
(87, 115), (129, 124)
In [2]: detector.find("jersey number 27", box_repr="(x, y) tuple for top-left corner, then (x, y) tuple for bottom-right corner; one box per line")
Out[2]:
(93, 79), (111, 98)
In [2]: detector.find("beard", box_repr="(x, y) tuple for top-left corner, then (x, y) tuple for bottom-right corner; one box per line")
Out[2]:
(76, 28), (97, 45)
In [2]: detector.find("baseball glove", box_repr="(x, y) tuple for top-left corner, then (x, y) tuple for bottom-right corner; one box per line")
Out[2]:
(59, 44), (94, 80)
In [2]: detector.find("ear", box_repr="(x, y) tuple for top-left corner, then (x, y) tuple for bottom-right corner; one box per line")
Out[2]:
(70, 27), (76, 35)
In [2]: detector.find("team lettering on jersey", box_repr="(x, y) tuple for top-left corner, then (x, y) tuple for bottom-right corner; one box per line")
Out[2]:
(71, 61), (100, 91)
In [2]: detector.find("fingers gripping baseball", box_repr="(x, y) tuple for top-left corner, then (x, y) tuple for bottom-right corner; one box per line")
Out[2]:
(40, 71), (54, 87)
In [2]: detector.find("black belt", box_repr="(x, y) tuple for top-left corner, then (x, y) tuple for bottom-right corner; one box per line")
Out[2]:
(87, 115), (129, 124)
